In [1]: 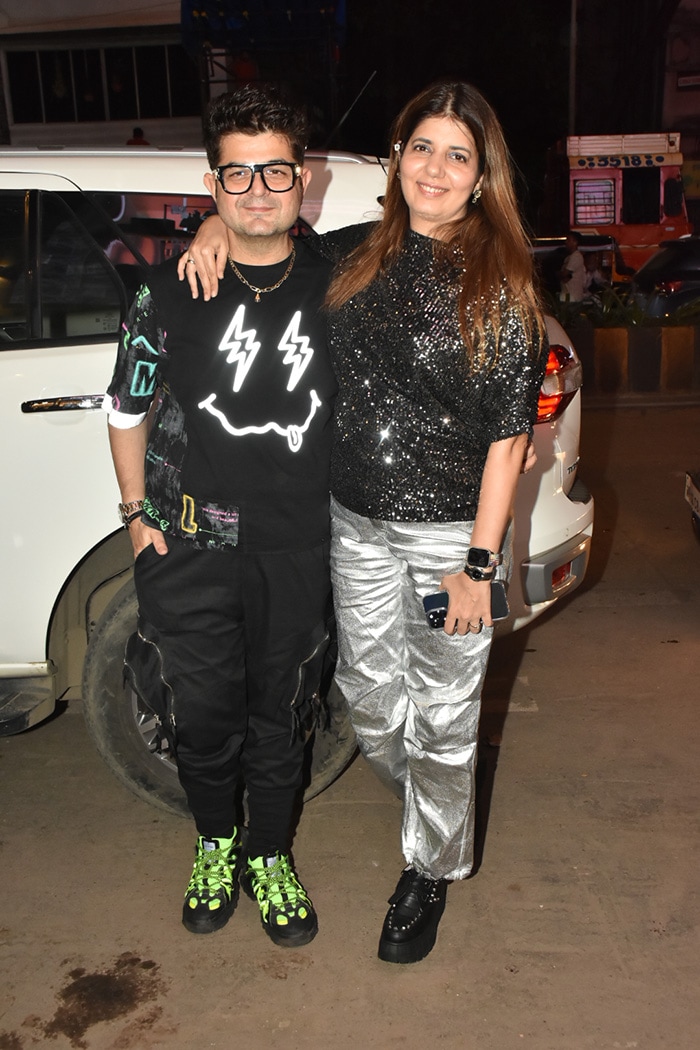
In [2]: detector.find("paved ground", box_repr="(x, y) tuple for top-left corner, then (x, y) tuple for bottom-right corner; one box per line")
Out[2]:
(1, 403), (699, 1050)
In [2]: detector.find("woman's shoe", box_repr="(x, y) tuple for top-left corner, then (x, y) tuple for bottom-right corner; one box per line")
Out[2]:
(377, 867), (447, 963)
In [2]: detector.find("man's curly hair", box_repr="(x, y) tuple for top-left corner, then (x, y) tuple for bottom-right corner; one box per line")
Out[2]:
(203, 85), (309, 169)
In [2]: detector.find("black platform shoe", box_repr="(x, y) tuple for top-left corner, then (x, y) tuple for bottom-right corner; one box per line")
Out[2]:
(378, 867), (447, 964)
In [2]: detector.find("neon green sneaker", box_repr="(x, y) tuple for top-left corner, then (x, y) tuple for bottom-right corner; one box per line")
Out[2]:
(242, 853), (318, 947)
(182, 832), (243, 934)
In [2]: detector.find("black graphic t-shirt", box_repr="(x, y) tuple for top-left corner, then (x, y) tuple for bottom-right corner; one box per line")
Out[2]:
(105, 241), (336, 552)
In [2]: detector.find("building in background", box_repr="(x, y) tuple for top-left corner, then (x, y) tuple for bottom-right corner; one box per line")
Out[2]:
(0, 0), (346, 148)
(0, 2), (202, 147)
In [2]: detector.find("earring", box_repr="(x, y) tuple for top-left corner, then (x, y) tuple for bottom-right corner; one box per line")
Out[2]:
(393, 142), (401, 153)
(471, 186), (482, 205)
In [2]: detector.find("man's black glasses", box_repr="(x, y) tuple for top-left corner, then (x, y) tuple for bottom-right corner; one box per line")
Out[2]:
(213, 161), (302, 195)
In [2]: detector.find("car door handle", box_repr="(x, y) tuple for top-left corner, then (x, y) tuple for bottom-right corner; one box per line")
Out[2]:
(21, 394), (105, 413)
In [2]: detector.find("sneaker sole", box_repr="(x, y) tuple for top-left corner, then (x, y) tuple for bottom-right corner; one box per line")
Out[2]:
(242, 876), (318, 948)
(377, 920), (438, 963)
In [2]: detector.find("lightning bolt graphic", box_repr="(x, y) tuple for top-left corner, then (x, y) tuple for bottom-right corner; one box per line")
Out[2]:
(277, 311), (313, 391)
(219, 305), (261, 392)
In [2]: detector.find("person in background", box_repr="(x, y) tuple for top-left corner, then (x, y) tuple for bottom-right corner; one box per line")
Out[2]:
(181, 80), (548, 965)
(583, 250), (609, 298)
(126, 126), (150, 146)
(559, 230), (586, 301)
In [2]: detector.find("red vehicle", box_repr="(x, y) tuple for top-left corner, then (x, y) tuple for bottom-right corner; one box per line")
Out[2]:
(540, 132), (692, 278)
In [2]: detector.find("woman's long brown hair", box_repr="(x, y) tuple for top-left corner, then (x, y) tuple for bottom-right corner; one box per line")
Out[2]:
(325, 81), (544, 367)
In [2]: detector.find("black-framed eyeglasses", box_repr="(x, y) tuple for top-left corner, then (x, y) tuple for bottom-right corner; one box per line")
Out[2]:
(212, 161), (302, 195)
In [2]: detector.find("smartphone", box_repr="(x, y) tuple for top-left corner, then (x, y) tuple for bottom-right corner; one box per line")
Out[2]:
(422, 591), (450, 629)
(490, 579), (510, 621)
(422, 580), (510, 629)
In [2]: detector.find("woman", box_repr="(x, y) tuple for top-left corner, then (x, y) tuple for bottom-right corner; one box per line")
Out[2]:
(181, 80), (548, 964)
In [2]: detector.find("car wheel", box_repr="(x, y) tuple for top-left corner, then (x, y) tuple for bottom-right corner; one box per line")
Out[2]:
(82, 579), (357, 818)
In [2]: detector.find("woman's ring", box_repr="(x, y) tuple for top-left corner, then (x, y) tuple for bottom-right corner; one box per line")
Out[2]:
(186, 258), (196, 265)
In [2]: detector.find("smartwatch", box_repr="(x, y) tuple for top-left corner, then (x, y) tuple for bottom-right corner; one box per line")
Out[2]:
(464, 546), (502, 582)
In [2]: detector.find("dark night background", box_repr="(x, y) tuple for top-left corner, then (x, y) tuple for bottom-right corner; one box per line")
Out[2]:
(332, 0), (683, 223)
(185, 0), (684, 226)
(332, 0), (572, 222)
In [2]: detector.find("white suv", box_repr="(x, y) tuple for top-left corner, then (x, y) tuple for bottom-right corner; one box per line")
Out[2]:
(0, 148), (593, 813)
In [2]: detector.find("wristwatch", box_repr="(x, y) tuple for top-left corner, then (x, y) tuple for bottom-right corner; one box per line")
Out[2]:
(118, 499), (144, 525)
(464, 546), (502, 582)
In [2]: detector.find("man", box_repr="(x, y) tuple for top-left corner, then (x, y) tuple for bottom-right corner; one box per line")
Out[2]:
(103, 86), (335, 946)
(559, 230), (586, 302)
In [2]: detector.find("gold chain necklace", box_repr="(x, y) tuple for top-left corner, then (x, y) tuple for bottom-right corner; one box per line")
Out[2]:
(227, 246), (296, 302)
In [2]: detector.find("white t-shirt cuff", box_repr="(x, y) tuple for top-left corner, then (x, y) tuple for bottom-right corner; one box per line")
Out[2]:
(102, 394), (147, 428)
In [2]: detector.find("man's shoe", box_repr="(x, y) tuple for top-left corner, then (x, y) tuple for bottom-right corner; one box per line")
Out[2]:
(242, 852), (318, 948)
(182, 831), (244, 934)
(377, 867), (447, 964)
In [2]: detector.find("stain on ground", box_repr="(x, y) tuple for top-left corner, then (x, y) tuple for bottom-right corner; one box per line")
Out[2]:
(0, 1034), (23, 1050)
(30, 953), (165, 1049)
(260, 952), (313, 981)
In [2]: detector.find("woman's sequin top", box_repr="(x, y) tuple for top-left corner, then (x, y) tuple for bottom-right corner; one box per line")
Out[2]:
(316, 224), (549, 522)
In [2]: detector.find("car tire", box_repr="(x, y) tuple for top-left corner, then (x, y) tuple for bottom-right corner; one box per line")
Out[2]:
(82, 578), (357, 818)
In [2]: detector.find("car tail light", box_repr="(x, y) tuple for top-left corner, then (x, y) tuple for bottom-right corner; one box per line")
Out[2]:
(656, 280), (683, 295)
(536, 343), (583, 424)
(551, 562), (571, 589)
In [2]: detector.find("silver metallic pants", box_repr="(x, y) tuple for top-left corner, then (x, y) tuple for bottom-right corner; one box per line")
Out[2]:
(331, 497), (506, 881)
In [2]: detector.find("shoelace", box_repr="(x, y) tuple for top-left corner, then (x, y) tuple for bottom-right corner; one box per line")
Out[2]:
(192, 847), (236, 893)
(253, 858), (305, 913)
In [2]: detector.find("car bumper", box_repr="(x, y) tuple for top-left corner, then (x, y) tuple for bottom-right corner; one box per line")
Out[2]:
(0, 675), (57, 735)
(497, 476), (594, 634)
(521, 530), (592, 606)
